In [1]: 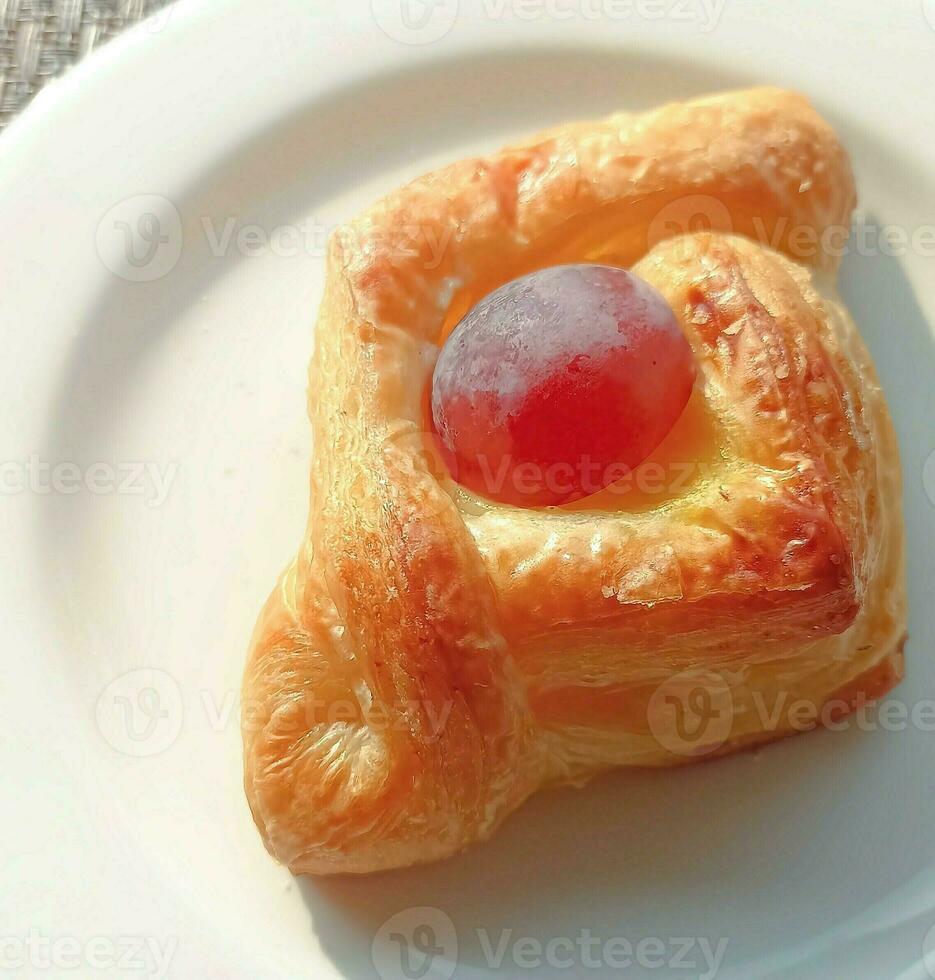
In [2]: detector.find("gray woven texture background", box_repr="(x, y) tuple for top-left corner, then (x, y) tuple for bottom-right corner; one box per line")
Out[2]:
(0, 0), (175, 129)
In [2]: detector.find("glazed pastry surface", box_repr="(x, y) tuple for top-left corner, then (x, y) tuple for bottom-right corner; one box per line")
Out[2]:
(242, 88), (907, 875)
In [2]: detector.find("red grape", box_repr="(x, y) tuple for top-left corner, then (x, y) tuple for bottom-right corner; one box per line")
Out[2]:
(431, 264), (696, 506)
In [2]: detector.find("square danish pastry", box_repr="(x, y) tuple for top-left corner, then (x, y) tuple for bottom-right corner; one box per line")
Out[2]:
(242, 88), (907, 875)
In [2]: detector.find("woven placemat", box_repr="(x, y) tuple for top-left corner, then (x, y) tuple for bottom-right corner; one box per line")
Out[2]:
(0, 0), (175, 129)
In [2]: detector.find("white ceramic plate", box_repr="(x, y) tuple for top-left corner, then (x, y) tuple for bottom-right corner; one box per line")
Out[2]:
(1, 1), (933, 977)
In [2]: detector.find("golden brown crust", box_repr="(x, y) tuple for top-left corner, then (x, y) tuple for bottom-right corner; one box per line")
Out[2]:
(241, 88), (906, 874)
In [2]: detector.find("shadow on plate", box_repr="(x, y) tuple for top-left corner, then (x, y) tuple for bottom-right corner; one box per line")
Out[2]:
(292, 232), (934, 978)
(299, 724), (927, 977)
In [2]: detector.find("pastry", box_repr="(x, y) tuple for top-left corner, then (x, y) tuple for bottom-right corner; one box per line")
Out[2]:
(241, 88), (907, 875)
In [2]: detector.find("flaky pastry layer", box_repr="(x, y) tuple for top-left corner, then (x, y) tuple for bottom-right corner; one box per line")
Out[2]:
(242, 88), (906, 874)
